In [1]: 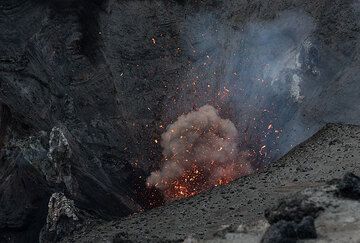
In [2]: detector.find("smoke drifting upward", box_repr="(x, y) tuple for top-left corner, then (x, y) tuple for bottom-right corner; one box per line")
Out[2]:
(149, 10), (317, 200)
(162, 10), (319, 166)
(149, 4), (359, 200)
(147, 105), (251, 200)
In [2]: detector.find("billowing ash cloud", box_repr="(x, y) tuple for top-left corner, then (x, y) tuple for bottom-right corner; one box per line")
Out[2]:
(147, 105), (251, 193)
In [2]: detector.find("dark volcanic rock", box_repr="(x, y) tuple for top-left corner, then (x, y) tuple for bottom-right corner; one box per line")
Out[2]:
(262, 196), (319, 243)
(1, 0), (166, 230)
(261, 216), (317, 243)
(0, 116), (148, 242)
(40, 192), (89, 243)
(337, 172), (360, 200)
(0, 104), (11, 147)
(0, 146), (51, 243)
(261, 173), (360, 243)
(44, 125), (143, 218)
(296, 216), (317, 239)
(264, 197), (323, 224)
(261, 220), (297, 243)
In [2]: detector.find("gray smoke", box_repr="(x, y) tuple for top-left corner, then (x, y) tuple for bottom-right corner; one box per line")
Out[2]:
(152, 5), (360, 197)
(162, 10), (323, 163)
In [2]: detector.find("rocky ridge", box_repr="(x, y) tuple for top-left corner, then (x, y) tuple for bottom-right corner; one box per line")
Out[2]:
(186, 173), (360, 243)
(61, 123), (360, 242)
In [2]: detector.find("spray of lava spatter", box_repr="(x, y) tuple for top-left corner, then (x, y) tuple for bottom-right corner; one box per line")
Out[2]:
(147, 105), (252, 200)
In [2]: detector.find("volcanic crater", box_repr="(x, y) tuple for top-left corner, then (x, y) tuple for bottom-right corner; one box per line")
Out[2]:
(0, 0), (360, 242)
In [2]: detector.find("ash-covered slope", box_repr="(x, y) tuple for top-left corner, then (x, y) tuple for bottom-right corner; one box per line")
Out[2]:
(0, 0), (360, 242)
(62, 123), (360, 242)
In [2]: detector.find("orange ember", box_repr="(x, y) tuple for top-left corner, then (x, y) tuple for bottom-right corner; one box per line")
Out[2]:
(159, 162), (249, 201)
(147, 105), (258, 201)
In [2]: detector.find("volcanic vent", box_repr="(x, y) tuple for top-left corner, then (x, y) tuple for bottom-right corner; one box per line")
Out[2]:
(147, 105), (251, 200)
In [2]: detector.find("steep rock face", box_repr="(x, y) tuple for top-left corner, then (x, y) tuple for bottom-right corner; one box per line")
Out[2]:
(1, 0), (360, 175)
(1, 0), (360, 173)
(0, 143), (51, 243)
(0, 0), (360, 242)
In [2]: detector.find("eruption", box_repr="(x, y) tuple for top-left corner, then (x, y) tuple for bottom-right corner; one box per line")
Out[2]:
(147, 105), (251, 201)
(147, 10), (326, 201)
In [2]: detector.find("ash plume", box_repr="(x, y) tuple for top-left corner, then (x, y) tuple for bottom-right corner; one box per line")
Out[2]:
(151, 5), (360, 199)
(147, 105), (251, 193)
(163, 10), (319, 164)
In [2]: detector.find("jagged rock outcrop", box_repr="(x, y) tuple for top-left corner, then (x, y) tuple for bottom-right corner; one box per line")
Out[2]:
(40, 193), (85, 243)
(47, 127), (73, 185)
(260, 173), (360, 243)
(261, 197), (321, 242)
(264, 196), (323, 225)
